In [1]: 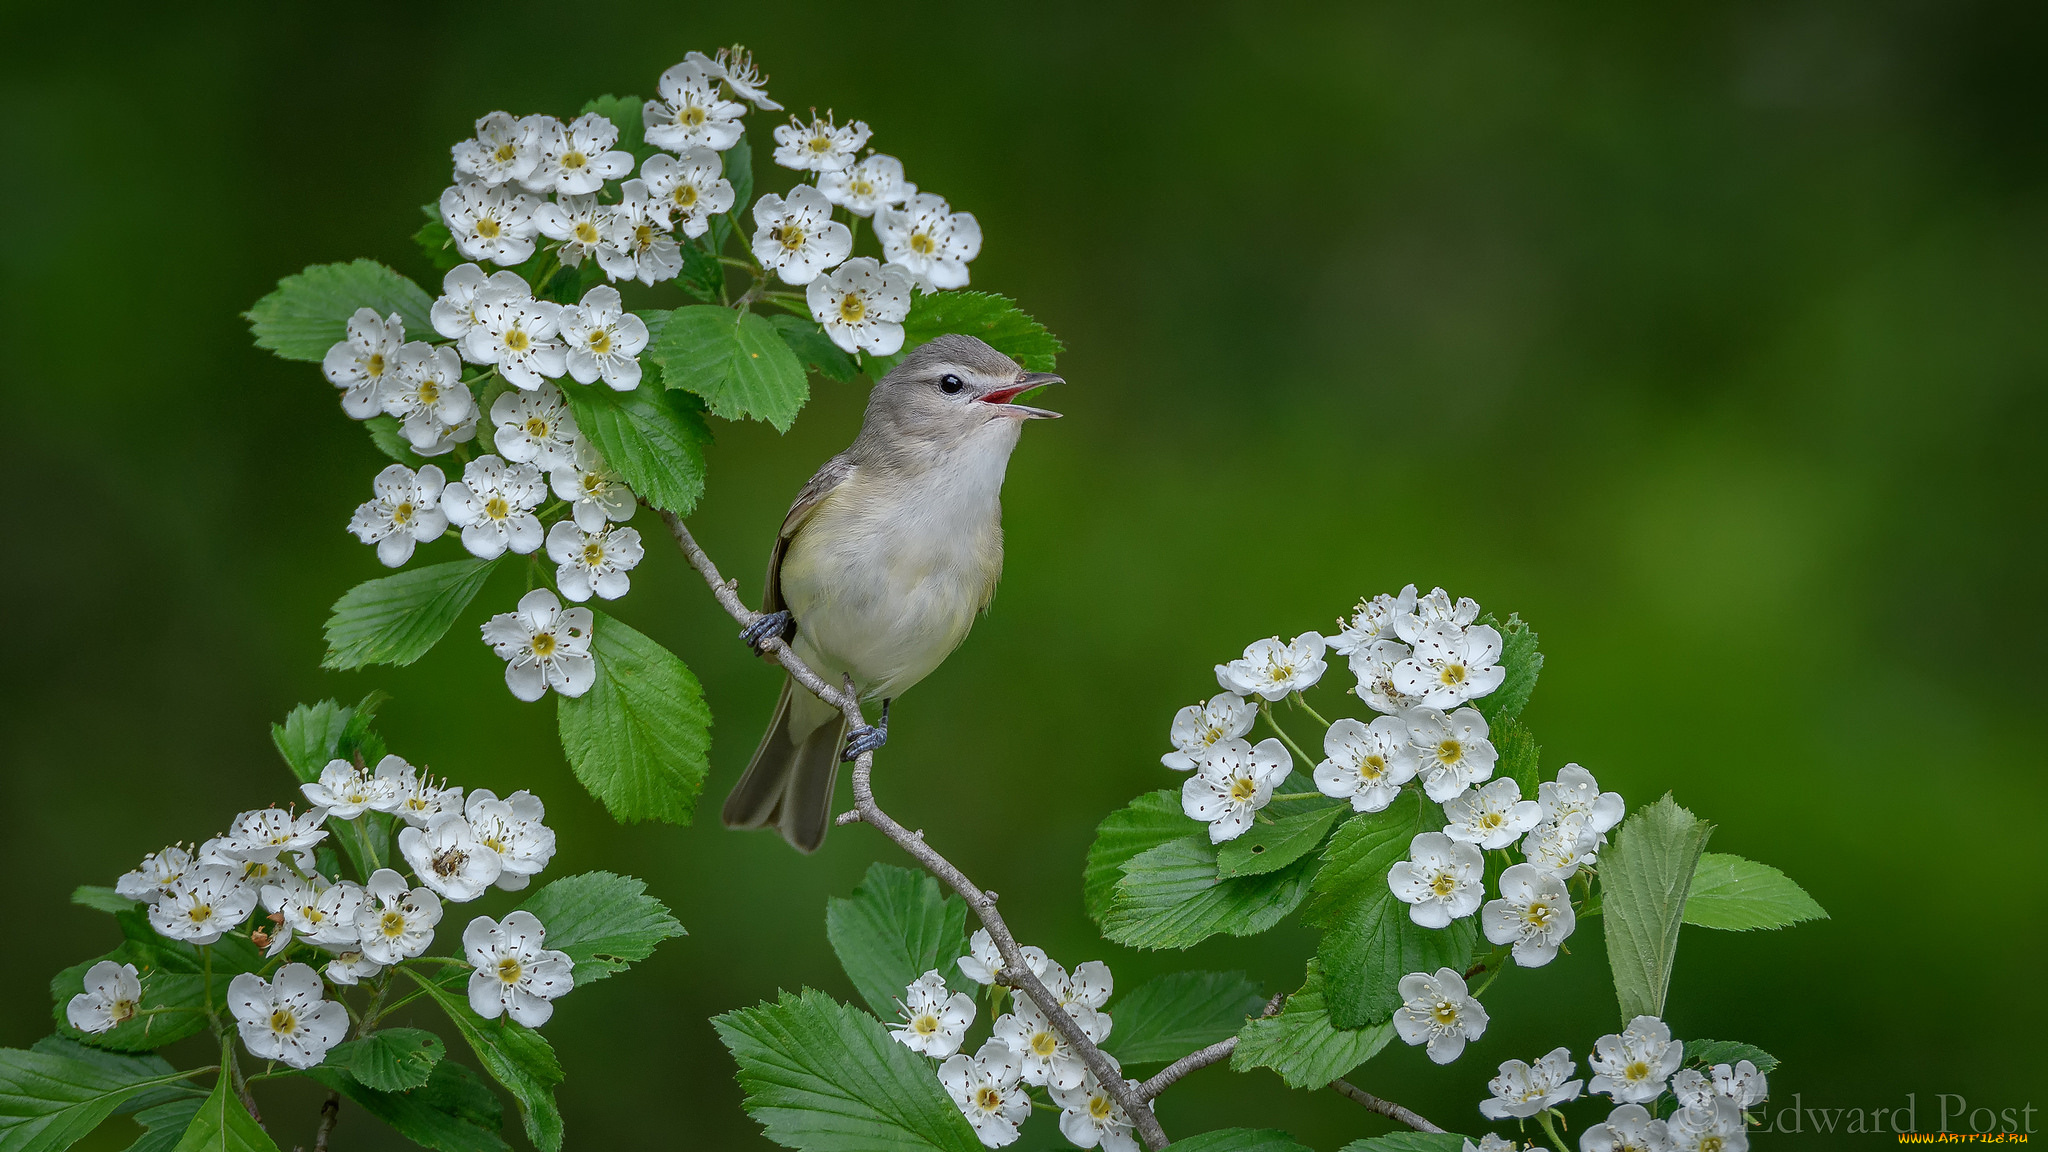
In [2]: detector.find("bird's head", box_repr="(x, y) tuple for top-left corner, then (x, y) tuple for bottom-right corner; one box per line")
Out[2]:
(856, 334), (1064, 463)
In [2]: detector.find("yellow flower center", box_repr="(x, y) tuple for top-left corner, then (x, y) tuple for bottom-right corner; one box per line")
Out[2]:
(837, 293), (866, 323)
(776, 224), (807, 251)
(574, 220), (600, 244)
(497, 956), (523, 984)
(635, 223), (655, 247)
(1626, 1060), (1650, 1081)
(1437, 740), (1463, 764)
(1478, 812), (1502, 831)
(417, 380), (440, 404)
(1430, 871), (1458, 897)
(561, 150), (587, 170)
(679, 105), (706, 128)
(808, 136), (832, 153)
(1431, 1000), (1459, 1026)
(850, 178), (873, 197)
(1030, 1031), (1058, 1057)
(673, 185), (698, 208)
(582, 542), (606, 566)
(589, 329), (612, 355)
(531, 631), (557, 656)
(111, 999), (137, 1025)
(525, 416), (550, 438)
(366, 353), (386, 376)
(581, 474), (605, 496)
(189, 904), (211, 923)
(476, 218), (501, 239)
(1440, 663), (1467, 686)
(484, 497), (509, 521)
(1528, 902), (1554, 927)
(910, 232), (936, 255)
(432, 848), (467, 876)
(504, 328), (530, 352)
(974, 1087), (1001, 1111)
(1228, 777), (1259, 802)
(493, 142), (517, 163)
(393, 502), (414, 524)
(1089, 1095), (1113, 1121)
(911, 1014), (938, 1036)
(381, 911), (406, 938)
(270, 1008), (298, 1034)
(1360, 754), (1386, 781)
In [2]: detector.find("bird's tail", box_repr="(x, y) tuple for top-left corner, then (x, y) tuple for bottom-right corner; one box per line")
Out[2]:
(722, 677), (848, 853)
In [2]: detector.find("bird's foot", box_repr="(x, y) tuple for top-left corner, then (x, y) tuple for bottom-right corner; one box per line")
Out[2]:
(843, 701), (891, 762)
(740, 610), (793, 654)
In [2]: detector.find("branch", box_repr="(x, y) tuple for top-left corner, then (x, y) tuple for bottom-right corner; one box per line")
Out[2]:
(662, 513), (1171, 1151)
(312, 1091), (340, 1152)
(1135, 992), (1285, 1100)
(1329, 1078), (1446, 1133)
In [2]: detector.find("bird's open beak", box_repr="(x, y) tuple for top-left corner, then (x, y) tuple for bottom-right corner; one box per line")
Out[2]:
(978, 372), (1065, 419)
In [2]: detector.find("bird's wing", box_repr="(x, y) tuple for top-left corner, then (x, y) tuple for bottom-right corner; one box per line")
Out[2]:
(763, 453), (855, 614)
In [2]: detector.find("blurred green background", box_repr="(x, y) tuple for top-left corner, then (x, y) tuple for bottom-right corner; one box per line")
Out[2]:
(4, 1), (2044, 1148)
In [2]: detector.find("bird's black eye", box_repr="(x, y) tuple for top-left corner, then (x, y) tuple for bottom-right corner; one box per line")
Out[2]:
(939, 374), (964, 394)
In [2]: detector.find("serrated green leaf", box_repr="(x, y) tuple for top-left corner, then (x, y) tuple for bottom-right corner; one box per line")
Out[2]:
(272, 700), (351, 783)
(1167, 1130), (1314, 1152)
(1306, 794), (1477, 1029)
(364, 416), (428, 467)
(514, 871), (685, 986)
(1084, 790), (1190, 923)
(769, 313), (860, 383)
(336, 690), (390, 766)
(245, 260), (434, 362)
(556, 613), (711, 824)
(1602, 794), (1714, 1020)
(414, 210), (464, 275)
(1102, 971), (1265, 1067)
(713, 989), (982, 1152)
(866, 291), (1063, 375)
(676, 247), (725, 302)
(23, 1041), (193, 1116)
(408, 975), (563, 1152)
(1496, 719), (1540, 799)
(331, 1029), (443, 1092)
(652, 305), (812, 429)
(70, 887), (136, 915)
(302, 1059), (508, 1152)
(1101, 837), (1316, 950)
(322, 560), (500, 671)
(1682, 1039), (1779, 1076)
(825, 864), (971, 1017)
(1682, 853), (1826, 932)
(1216, 805), (1345, 879)
(1231, 961), (1393, 1089)
(123, 1097), (203, 1152)
(577, 95), (651, 164)
(170, 1060), (279, 1152)
(557, 384), (710, 516)
(1336, 1135), (1471, 1152)
(1474, 613), (1540, 724)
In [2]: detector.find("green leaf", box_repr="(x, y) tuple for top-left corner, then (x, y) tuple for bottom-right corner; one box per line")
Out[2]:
(770, 314), (860, 383)
(331, 1029), (443, 1092)
(1601, 794), (1714, 1020)
(336, 690), (391, 766)
(70, 887), (135, 915)
(22, 1042), (193, 1117)
(514, 871), (685, 986)
(364, 416), (428, 467)
(1084, 790), (1190, 923)
(50, 952), (209, 1052)
(1474, 613), (1541, 724)
(557, 384), (711, 516)
(321, 560), (500, 671)
(170, 1062), (280, 1152)
(1216, 805), (1345, 879)
(409, 975), (563, 1152)
(556, 613), (712, 824)
(1682, 1039), (1779, 1076)
(1496, 720), (1540, 800)
(1335, 1135), (1471, 1152)
(675, 247), (725, 303)
(1305, 794), (1477, 1029)
(1166, 1130), (1314, 1152)
(825, 864), (971, 1017)
(651, 305), (811, 430)
(124, 1097), (203, 1152)
(866, 291), (1063, 376)
(1231, 961), (1394, 1089)
(578, 95), (651, 163)
(1682, 853), (1826, 932)
(245, 260), (434, 362)
(271, 700), (350, 783)
(713, 989), (981, 1152)
(414, 206), (464, 274)
(1101, 971), (1265, 1067)
(302, 1060), (508, 1152)
(1100, 837), (1316, 950)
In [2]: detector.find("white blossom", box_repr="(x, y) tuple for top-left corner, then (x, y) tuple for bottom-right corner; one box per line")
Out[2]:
(66, 961), (140, 1034)
(940, 1039), (1031, 1148)
(1347, 639), (1420, 715)
(260, 873), (364, 954)
(1443, 778), (1542, 849)
(546, 521), (643, 602)
(532, 193), (613, 268)
(1398, 587), (1482, 637)
(431, 264), (530, 347)
(440, 181), (539, 266)
(640, 149), (733, 237)
(889, 970), (975, 1058)
(752, 185), (852, 286)
(228, 964), (347, 1070)
(490, 382), (581, 470)
(597, 179), (681, 286)
(549, 441), (635, 532)
(1406, 706), (1497, 802)
(819, 153), (913, 217)
(993, 996), (1108, 1091)
(772, 111), (871, 172)
(398, 813), (503, 902)
(805, 257), (913, 355)
(957, 928), (1048, 987)
(1465, 1138), (1520, 1152)
(1057, 960), (1114, 1015)
(463, 291), (564, 389)
(452, 111), (541, 187)
(1329, 585), (1418, 656)
(877, 192), (981, 290)
(481, 588), (596, 701)
(1393, 621), (1506, 708)
(644, 59), (746, 153)
(558, 285), (649, 389)
(1387, 832), (1485, 927)
(1181, 737), (1291, 843)
(117, 846), (193, 900)
(1666, 1099), (1749, 1152)
(1480, 1047), (1582, 1119)
(1392, 967), (1488, 1064)
(348, 464), (447, 568)
(1216, 632), (1327, 700)
(196, 839), (311, 889)
(1314, 715), (1417, 812)
(464, 789), (557, 890)
(1538, 765), (1625, 841)
(1582, 1104), (1674, 1152)
(1588, 1016), (1684, 1104)
(522, 113), (633, 196)
(372, 756), (462, 827)
(323, 950), (382, 987)
(1711, 1061), (1769, 1108)
(219, 808), (329, 863)
(465, 910), (574, 1027)
(443, 455), (545, 559)
(379, 343), (476, 455)
(1481, 863), (1576, 967)
(322, 309), (404, 419)
(148, 864), (255, 944)
(1520, 816), (1599, 881)
(356, 868), (443, 964)
(690, 45), (781, 111)
(1162, 692), (1256, 772)
(1051, 1066), (1145, 1152)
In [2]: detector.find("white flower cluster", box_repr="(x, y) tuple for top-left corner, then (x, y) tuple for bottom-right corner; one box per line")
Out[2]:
(886, 931), (1141, 1150)
(84, 755), (574, 1068)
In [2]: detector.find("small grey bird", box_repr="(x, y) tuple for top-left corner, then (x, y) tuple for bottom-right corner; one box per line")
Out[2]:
(722, 334), (1063, 852)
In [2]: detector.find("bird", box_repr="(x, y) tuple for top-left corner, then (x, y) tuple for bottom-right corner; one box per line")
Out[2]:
(721, 334), (1063, 852)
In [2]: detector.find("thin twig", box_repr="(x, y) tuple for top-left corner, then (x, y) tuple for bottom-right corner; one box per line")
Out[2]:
(1135, 992), (1287, 1100)
(312, 1091), (340, 1152)
(1329, 1078), (1445, 1133)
